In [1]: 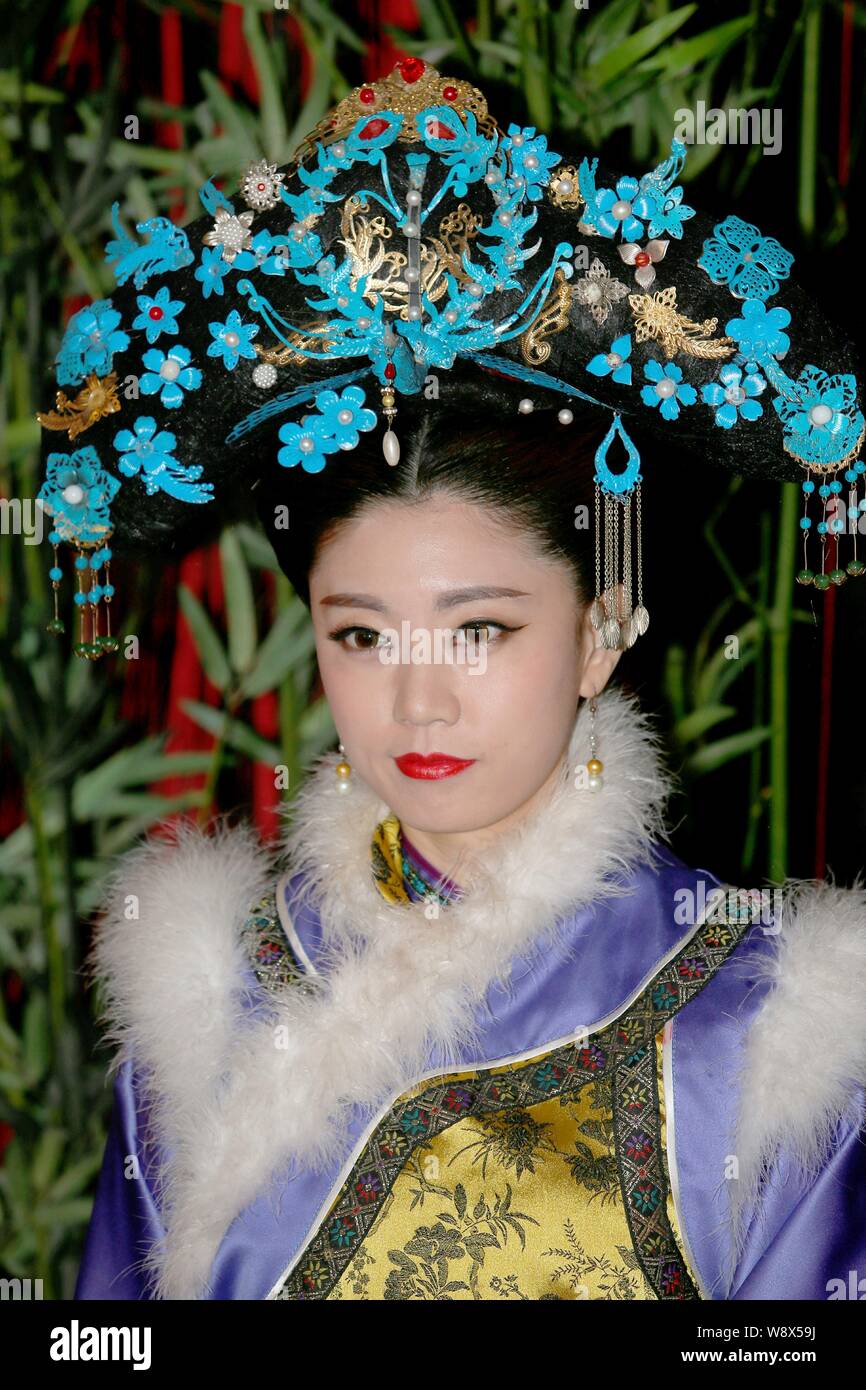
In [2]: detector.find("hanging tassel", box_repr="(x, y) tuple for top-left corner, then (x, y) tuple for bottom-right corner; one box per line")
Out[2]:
(591, 415), (648, 649)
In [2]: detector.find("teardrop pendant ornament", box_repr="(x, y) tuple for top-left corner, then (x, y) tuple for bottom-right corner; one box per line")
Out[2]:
(601, 617), (622, 649)
(590, 596), (606, 629)
(594, 415), (642, 496)
(383, 429), (400, 466)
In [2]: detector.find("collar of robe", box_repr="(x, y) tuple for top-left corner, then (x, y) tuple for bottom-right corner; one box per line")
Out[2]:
(91, 684), (866, 1299)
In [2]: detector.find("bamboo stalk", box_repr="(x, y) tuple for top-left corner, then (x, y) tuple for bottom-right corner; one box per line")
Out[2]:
(767, 484), (798, 882)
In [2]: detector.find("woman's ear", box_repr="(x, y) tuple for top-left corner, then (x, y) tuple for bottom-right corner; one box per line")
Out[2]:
(577, 592), (623, 698)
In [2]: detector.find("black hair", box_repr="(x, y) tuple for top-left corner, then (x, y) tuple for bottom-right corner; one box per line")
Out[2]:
(254, 376), (605, 609)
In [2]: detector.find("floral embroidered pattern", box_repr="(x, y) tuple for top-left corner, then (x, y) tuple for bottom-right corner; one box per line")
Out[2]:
(273, 890), (761, 1301)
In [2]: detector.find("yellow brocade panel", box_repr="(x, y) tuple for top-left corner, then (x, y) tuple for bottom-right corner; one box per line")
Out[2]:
(326, 1030), (699, 1301)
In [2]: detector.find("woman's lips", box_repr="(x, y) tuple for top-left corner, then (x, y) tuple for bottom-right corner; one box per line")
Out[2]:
(394, 753), (476, 780)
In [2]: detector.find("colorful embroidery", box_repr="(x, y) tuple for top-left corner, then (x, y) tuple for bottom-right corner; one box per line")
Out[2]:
(239, 888), (308, 994)
(273, 890), (761, 1300)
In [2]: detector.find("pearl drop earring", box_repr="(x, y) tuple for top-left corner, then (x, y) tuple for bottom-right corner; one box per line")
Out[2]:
(335, 740), (352, 792)
(585, 698), (604, 792)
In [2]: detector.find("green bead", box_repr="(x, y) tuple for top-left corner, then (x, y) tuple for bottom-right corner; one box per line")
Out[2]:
(98, 634), (120, 653)
(847, 559), (865, 577)
(830, 568), (847, 585)
(814, 573), (831, 591)
(46, 618), (65, 635)
(796, 568), (814, 587)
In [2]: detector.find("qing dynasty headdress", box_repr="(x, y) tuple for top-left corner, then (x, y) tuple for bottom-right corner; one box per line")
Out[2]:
(36, 57), (864, 657)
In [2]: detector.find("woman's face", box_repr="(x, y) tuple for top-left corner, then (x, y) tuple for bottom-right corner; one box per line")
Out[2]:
(309, 492), (620, 845)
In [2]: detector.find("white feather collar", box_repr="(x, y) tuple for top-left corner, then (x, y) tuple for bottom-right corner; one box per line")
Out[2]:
(90, 685), (866, 1299)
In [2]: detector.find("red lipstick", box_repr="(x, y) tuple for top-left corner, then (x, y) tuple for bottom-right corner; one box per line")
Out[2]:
(394, 752), (476, 780)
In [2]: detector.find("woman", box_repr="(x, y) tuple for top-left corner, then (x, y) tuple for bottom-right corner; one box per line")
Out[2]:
(38, 60), (865, 1300)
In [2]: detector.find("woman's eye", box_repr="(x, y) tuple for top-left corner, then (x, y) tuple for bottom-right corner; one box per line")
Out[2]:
(455, 622), (500, 646)
(329, 626), (388, 652)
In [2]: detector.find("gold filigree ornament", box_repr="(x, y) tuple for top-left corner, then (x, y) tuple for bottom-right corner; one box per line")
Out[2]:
(521, 268), (573, 366)
(339, 195), (480, 315)
(548, 165), (584, 211)
(254, 325), (337, 368)
(37, 372), (121, 440)
(629, 286), (736, 361)
(290, 60), (501, 167)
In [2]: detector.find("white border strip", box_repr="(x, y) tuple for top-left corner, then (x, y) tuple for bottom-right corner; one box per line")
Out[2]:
(275, 870), (319, 977)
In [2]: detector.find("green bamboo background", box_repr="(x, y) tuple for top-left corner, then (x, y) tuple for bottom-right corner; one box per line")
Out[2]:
(0, 0), (860, 1296)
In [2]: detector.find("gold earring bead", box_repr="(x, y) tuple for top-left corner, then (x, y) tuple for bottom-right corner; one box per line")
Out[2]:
(335, 740), (352, 792)
(587, 758), (604, 776)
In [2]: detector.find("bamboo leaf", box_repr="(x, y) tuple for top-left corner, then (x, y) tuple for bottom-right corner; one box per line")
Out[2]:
(178, 584), (231, 691)
(238, 602), (314, 700)
(241, 8), (289, 162)
(590, 6), (697, 85)
(686, 727), (770, 777)
(673, 705), (737, 746)
(220, 530), (257, 676)
(181, 699), (284, 765)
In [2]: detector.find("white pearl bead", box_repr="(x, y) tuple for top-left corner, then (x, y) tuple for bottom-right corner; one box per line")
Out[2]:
(584, 283), (601, 303)
(407, 306), (422, 321)
(809, 403), (833, 425)
(558, 408), (573, 425)
(62, 483), (85, 505)
(299, 436), (315, 452)
(252, 364), (277, 388)
(316, 259), (330, 275)
(160, 358), (181, 379)
(405, 266), (420, 283)
(406, 190), (421, 206)
(611, 199), (632, 220)
(468, 283), (484, 298)
(337, 409), (353, 424)
(557, 178), (573, 194)
(525, 154), (539, 169)
(337, 295), (349, 308)
(588, 774), (604, 793)
(512, 133), (524, 146)
(223, 332), (240, 348)
(357, 316), (372, 330)
(497, 211), (512, 226)
(725, 386), (745, 405)
(518, 398), (534, 414)
(655, 378), (676, 398)
(383, 430), (400, 466)
(333, 142), (346, 157)
(444, 308), (459, 323)
(606, 352), (622, 368)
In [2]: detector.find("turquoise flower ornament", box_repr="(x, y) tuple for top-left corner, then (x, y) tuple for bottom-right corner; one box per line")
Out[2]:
(34, 56), (864, 658)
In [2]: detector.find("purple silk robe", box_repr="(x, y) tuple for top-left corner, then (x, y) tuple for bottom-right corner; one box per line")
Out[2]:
(75, 842), (866, 1300)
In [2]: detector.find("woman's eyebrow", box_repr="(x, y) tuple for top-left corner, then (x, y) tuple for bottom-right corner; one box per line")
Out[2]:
(319, 586), (531, 613)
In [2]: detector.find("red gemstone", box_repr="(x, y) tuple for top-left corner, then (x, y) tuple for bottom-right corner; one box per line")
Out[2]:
(148, 306), (163, 320)
(442, 85), (458, 101)
(425, 118), (455, 140)
(359, 86), (376, 105)
(359, 117), (389, 140)
(634, 251), (651, 267)
(398, 57), (425, 84)
(257, 182), (266, 190)
(384, 362), (396, 380)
